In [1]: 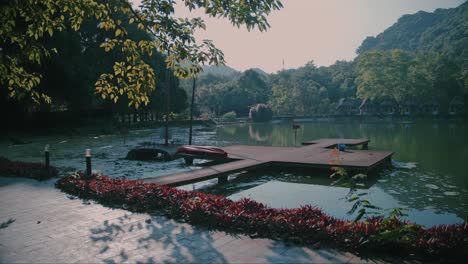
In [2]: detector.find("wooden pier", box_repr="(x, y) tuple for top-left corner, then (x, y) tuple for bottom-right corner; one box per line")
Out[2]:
(144, 138), (393, 187)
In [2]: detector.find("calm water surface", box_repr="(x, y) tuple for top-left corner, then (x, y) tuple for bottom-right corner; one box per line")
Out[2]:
(1, 119), (467, 227)
(184, 119), (468, 227)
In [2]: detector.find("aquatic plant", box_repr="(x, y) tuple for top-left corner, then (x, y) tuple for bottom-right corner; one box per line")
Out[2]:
(222, 111), (237, 122)
(56, 173), (468, 261)
(328, 147), (347, 178)
(0, 157), (58, 180)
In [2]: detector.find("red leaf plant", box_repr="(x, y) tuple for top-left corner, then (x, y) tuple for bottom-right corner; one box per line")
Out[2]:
(56, 173), (468, 261)
(0, 157), (58, 180)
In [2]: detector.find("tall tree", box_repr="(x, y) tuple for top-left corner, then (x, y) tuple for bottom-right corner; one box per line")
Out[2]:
(0, 0), (283, 108)
(355, 50), (414, 103)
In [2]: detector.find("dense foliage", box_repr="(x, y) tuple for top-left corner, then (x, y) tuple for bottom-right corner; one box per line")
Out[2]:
(0, 0), (283, 123)
(221, 111), (236, 122)
(190, 69), (270, 116)
(56, 173), (468, 261)
(356, 1), (467, 100)
(0, 157), (58, 180)
(355, 50), (463, 105)
(188, 3), (466, 117)
(191, 51), (465, 117)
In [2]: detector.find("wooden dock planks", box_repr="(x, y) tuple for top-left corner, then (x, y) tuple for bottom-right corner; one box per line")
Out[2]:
(144, 159), (266, 186)
(144, 138), (393, 186)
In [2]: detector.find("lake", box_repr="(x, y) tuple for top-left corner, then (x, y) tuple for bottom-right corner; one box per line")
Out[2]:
(1, 118), (467, 227)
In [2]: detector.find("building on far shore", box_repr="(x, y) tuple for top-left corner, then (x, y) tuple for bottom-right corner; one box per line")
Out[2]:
(354, 96), (466, 117)
(449, 96), (465, 115)
(379, 98), (398, 115)
(422, 97), (439, 116)
(336, 98), (359, 115)
(359, 98), (376, 116)
(400, 99), (417, 116)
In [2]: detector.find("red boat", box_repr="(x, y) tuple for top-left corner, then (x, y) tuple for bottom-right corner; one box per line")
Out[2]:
(176, 145), (228, 158)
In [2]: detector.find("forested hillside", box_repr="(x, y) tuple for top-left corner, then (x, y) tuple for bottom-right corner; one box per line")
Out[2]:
(201, 65), (240, 77)
(191, 2), (467, 118)
(357, 1), (467, 93)
(357, 2), (467, 60)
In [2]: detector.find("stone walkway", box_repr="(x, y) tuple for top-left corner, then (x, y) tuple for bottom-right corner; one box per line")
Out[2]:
(0, 177), (395, 263)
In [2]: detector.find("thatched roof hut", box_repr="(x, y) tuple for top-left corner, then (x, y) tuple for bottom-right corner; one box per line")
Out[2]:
(400, 98), (418, 115)
(379, 98), (398, 114)
(422, 97), (439, 115)
(359, 98), (377, 115)
(336, 98), (359, 115)
(449, 96), (465, 115)
(402, 98), (417, 107)
(449, 96), (464, 106)
(423, 97), (438, 106)
(336, 98), (359, 108)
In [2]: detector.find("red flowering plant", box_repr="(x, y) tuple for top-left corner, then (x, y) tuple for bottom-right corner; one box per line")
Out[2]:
(56, 172), (468, 261)
(0, 157), (58, 180)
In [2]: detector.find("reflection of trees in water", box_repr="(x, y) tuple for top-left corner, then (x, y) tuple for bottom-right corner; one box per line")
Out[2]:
(302, 120), (468, 219)
(375, 168), (468, 220)
(218, 125), (238, 136)
(217, 123), (296, 146)
(248, 124), (272, 142)
(214, 119), (468, 220)
(200, 167), (375, 198)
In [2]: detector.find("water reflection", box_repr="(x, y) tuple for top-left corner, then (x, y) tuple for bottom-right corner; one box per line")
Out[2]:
(248, 124), (272, 142)
(215, 119), (468, 226)
(1, 119), (467, 226)
(181, 165), (464, 227)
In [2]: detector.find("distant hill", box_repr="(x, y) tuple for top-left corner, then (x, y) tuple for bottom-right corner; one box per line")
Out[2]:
(357, 2), (467, 61)
(250, 68), (268, 76)
(201, 65), (240, 77)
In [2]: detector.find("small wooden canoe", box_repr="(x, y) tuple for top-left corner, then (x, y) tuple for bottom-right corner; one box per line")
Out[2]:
(176, 146), (228, 158)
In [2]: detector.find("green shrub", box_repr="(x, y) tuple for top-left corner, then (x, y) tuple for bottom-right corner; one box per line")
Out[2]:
(200, 111), (214, 120)
(222, 111), (236, 121)
(249, 104), (273, 122)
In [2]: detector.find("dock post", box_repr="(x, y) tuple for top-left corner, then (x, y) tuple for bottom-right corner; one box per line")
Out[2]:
(218, 175), (228, 184)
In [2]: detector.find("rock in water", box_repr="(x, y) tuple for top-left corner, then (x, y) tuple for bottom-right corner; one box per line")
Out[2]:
(10, 137), (32, 145)
(126, 148), (172, 161)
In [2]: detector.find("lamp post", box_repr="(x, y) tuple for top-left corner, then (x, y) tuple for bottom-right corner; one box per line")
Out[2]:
(85, 149), (92, 178)
(164, 50), (171, 146)
(189, 77), (196, 145)
(292, 122), (301, 146)
(44, 144), (50, 171)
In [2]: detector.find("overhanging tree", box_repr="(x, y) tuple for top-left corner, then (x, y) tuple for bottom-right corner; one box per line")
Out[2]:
(0, 0), (283, 108)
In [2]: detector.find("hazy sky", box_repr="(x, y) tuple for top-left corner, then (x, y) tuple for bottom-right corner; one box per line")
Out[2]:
(131, 0), (465, 73)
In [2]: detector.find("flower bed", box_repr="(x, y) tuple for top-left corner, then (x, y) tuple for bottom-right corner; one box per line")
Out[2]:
(56, 173), (468, 261)
(0, 157), (58, 180)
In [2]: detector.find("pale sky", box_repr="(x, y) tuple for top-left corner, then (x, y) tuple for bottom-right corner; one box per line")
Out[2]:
(131, 0), (465, 73)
